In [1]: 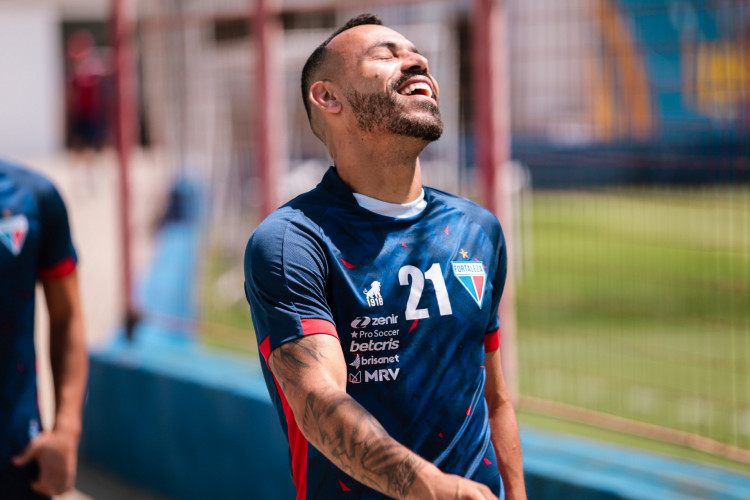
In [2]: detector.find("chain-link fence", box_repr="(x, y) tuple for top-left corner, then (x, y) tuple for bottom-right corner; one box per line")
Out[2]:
(127, 0), (750, 464)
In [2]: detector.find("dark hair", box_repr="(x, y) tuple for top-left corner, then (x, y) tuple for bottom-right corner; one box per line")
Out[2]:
(300, 13), (383, 123)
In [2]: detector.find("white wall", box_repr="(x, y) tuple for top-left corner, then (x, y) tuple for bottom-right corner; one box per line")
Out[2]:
(0, 5), (63, 156)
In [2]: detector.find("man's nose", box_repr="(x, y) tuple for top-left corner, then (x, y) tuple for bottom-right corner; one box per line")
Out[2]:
(402, 52), (429, 74)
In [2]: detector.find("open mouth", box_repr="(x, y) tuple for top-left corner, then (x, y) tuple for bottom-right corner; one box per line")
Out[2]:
(397, 78), (435, 100)
(400, 82), (433, 98)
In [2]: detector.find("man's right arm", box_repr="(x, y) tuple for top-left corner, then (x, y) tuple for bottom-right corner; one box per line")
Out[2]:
(267, 333), (498, 500)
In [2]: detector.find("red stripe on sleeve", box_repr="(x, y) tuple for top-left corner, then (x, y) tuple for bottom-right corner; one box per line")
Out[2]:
(258, 318), (338, 363)
(257, 319), (337, 498)
(300, 318), (338, 339)
(275, 377), (309, 500)
(484, 329), (501, 352)
(39, 257), (76, 281)
(259, 336), (272, 364)
(258, 336), (308, 499)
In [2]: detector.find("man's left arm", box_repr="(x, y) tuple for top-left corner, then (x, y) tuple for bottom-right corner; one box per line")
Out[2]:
(484, 347), (527, 500)
(13, 271), (88, 496)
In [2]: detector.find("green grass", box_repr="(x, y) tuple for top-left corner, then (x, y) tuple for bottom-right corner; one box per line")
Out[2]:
(516, 186), (750, 454)
(199, 244), (258, 357)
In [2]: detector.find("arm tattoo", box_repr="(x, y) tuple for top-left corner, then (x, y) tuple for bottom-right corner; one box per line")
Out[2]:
(268, 338), (329, 393)
(269, 337), (424, 498)
(302, 386), (424, 498)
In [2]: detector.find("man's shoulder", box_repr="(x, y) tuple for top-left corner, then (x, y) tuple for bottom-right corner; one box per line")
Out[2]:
(254, 189), (327, 236)
(0, 158), (59, 199)
(246, 188), (331, 260)
(426, 187), (503, 233)
(244, 190), (335, 289)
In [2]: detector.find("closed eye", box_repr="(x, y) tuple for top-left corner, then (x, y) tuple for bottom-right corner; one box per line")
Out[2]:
(370, 50), (394, 61)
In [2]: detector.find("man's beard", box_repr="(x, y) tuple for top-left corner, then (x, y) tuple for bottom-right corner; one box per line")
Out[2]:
(345, 83), (443, 142)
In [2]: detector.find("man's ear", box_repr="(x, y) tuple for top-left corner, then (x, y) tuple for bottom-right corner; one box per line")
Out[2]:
(309, 81), (342, 114)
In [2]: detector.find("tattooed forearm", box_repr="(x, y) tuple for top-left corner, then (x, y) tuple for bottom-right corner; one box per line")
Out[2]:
(302, 386), (424, 499)
(268, 335), (426, 499)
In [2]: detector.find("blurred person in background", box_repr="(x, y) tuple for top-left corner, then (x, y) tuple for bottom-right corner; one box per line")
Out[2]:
(0, 159), (88, 499)
(65, 30), (110, 193)
(244, 14), (526, 500)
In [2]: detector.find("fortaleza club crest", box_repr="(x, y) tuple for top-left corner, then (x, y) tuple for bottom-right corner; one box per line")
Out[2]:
(451, 261), (487, 308)
(0, 214), (28, 257)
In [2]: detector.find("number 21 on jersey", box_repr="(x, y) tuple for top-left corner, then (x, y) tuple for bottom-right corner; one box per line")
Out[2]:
(398, 263), (453, 320)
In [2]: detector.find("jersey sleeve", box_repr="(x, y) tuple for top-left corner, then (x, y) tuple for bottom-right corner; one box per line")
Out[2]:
(484, 223), (507, 352)
(36, 177), (77, 281)
(244, 213), (338, 360)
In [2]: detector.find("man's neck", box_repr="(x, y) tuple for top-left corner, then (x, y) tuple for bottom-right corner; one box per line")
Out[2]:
(329, 133), (427, 204)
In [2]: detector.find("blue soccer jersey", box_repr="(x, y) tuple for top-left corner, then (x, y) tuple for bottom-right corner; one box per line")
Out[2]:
(0, 159), (78, 464)
(244, 167), (507, 499)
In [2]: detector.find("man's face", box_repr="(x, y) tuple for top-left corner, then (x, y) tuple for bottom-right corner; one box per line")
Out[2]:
(328, 25), (443, 141)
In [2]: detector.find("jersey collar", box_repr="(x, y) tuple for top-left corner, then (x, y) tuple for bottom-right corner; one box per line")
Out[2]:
(319, 167), (431, 220)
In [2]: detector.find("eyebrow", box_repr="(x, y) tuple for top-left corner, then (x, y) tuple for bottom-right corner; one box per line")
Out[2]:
(366, 40), (420, 55)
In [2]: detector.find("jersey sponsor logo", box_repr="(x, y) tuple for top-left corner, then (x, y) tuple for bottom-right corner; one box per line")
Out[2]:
(0, 214), (28, 256)
(350, 314), (398, 329)
(351, 316), (371, 328)
(354, 328), (399, 339)
(363, 281), (384, 307)
(350, 338), (399, 353)
(349, 354), (400, 369)
(365, 368), (400, 382)
(348, 368), (400, 384)
(451, 261), (487, 307)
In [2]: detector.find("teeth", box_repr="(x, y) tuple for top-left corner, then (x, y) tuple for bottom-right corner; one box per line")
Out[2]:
(400, 82), (433, 98)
